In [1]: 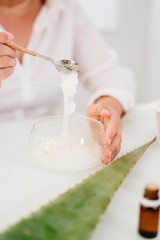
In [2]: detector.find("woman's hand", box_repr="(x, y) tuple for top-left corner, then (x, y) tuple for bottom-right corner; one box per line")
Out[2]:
(0, 32), (17, 87)
(87, 96), (123, 165)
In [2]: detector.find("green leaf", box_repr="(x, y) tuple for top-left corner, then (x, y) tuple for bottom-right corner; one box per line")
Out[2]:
(0, 138), (156, 240)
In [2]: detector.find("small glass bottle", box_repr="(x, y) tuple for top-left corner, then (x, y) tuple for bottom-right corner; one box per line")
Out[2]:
(138, 182), (160, 238)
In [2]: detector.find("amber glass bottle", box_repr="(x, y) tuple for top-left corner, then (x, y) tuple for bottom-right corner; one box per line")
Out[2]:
(138, 183), (160, 238)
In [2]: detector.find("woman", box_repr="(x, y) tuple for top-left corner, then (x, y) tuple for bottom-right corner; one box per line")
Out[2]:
(0, 0), (135, 164)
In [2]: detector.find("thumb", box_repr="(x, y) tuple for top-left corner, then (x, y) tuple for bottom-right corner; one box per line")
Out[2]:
(100, 107), (111, 118)
(87, 102), (111, 120)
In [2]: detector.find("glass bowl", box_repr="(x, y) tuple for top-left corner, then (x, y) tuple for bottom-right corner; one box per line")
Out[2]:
(29, 115), (105, 171)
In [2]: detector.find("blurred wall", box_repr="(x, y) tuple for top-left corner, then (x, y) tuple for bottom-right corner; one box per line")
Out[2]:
(144, 0), (160, 102)
(75, 0), (159, 113)
(105, 0), (151, 103)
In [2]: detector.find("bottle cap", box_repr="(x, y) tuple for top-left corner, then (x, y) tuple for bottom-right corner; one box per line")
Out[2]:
(145, 182), (159, 191)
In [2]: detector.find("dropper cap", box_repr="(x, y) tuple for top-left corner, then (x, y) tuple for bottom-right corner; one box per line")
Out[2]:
(144, 182), (159, 200)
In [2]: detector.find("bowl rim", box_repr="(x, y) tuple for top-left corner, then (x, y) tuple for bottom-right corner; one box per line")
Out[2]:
(31, 115), (105, 141)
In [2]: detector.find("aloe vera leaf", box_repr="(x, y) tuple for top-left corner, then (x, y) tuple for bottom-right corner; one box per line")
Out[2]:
(0, 138), (156, 240)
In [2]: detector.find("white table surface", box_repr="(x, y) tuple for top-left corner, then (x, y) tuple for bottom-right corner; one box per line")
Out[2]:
(0, 104), (160, 239)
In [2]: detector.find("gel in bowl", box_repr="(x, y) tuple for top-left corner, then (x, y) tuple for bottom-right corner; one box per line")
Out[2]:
(30, 115), (105, 171)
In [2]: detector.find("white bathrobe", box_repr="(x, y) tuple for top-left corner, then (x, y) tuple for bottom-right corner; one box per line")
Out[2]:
(0, 0), (135, 120)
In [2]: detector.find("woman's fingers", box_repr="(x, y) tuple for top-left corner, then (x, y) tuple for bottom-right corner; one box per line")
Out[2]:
(103, 134), (121, 164)
(87, 103), (111, 121)
(0, 67), (14, 87)
(87, 104), (102, 120)
(103, 122), (122, 164)
(0, 44), (17, 58)
(0, 32), (17, 84)
(0, 56), (16, 82)
(0, 56), (16, 68)
(87, 100), (123, 165)
(104, 111), (121, 146)
(0, 32), (14, 43)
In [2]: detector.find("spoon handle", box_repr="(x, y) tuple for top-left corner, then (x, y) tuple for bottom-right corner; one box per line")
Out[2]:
(5, 42), (54, 64)
(6, 42), (37, 56)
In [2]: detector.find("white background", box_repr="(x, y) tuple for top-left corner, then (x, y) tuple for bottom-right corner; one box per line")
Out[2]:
(76, 0), (160, 112)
